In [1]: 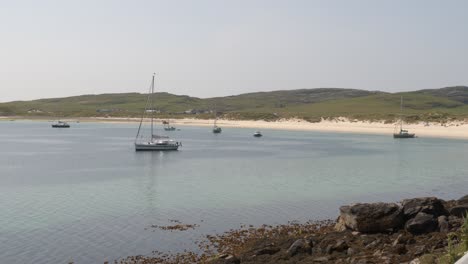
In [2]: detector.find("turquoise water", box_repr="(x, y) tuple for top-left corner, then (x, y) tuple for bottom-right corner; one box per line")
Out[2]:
(1, 121), (467, 263)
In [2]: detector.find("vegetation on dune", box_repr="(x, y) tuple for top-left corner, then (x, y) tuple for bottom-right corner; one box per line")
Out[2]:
(2, 87), (468, 122)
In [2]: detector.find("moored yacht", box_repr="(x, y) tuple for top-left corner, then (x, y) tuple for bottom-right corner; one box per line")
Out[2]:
(134, 74), (181, 151)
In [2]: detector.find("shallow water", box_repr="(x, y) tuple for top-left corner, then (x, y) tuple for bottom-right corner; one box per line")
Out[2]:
(1, 121), (467, 263)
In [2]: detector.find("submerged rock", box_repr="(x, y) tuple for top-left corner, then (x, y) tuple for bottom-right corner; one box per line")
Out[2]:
(401, 197), (447, 219)
(336, 203), (404, 233)
(405, 212), (437, 235)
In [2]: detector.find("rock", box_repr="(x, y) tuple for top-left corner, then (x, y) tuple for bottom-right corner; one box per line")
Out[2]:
(401, 197), (447, 219)
(409, 258), (421, 264)
(347, 247), (355, 255)
(286, 238), (311, 256)
(254, 246), (280, 256)
(336, 203), (404, 233)
(392, 244), (407, 255)
(448, 215), (463, 230)
(437, 215), (449, 233)
(325, 244), (333, 254)
(333, 239), (349, 252)
(392, 233), (411, 246)
(458, 194), (468, 205)
(405, 212), (437, 235)
(209, 254), (240, 264)
(334, 217), (347, 232)
(413, 245), (427, 256)
(449, 204), (468, 217)
(365, 239), (381, 249)
(313, 256), (329, 262)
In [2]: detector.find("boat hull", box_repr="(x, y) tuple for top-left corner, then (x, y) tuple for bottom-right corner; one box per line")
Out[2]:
(213, 127), (222, 133)
(393, 133), (415, 138)
(52, 124), (70, 128)
(135, 143), (180, 151)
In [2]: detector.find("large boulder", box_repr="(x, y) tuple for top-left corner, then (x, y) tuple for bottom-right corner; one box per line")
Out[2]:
(401, 197), (447, 219)
(458, 195), (468, 205)
(449, 204), (468, 218)
(405, 212), (438, 235)
(335, 203), (404, 233)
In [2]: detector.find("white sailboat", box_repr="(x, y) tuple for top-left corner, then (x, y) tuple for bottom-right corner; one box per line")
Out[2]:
(393, 96), (415, 139)
(135, 74), (181, 151)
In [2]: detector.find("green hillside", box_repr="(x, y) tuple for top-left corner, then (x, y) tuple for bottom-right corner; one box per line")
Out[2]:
(1, 87), (468, 122)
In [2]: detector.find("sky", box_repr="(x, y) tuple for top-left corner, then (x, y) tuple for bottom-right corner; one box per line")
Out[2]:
(1, 0), (468, 102)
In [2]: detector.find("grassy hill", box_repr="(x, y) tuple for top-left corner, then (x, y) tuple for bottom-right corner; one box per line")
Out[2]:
(1, 87), (468, 122)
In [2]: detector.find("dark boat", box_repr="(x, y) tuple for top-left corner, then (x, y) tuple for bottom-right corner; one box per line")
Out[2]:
(253, 131), (262, 137)
(393, 129), (415, 138)
(212, 110), (222, 133)
(163, 121), (176, 131)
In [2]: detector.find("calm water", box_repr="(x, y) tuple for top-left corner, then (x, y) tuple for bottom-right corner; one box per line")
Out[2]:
(1, 121), (468, 263)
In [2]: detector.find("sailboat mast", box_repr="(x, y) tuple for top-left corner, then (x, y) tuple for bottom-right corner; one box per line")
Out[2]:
(151, 74), (155, 137)
(400, 96), (403, 131)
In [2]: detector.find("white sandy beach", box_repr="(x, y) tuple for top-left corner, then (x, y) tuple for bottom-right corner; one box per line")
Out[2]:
(172, 118), (468, 139)
(3, 116), (467, 140)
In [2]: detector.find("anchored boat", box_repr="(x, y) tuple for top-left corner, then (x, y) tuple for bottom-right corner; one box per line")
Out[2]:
(51, 121), (70, 128)
(135, 74), (181, 151)
(163, 120), (176, 131)
(253, 131), (262, 137)
(212, 111), (222, 134)
(393, 96), (415, 139)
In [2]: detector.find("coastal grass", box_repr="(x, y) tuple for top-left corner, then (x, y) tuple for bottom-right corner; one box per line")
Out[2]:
(439, 213), (468, 264)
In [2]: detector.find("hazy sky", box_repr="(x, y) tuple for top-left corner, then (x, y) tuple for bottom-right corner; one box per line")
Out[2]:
(1, 0), (468, 102)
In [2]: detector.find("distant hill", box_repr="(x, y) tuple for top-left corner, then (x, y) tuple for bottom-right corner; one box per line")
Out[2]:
(417, 86), (468, 104)
(1, 87), (468, 122)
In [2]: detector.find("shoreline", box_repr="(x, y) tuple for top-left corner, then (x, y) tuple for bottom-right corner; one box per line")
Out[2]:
(119, 195), (468, 264)
(2, 116), (468, 140)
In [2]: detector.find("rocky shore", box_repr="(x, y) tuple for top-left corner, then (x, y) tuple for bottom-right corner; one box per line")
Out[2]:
(119, 195), (468, 264)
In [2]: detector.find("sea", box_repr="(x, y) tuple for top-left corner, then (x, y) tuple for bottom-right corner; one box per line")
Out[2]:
(1, 120), (467, 263)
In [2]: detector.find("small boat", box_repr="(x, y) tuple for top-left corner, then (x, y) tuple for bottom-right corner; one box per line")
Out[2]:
(393, 96), (415, 139)
(253, 131), (262, 137)
(52, 121), (70, 128)
(163, 121), (176, 131)
(135, 74), (181, 151)
(213, 125), (222, 133)
(212, 111), (222, 133)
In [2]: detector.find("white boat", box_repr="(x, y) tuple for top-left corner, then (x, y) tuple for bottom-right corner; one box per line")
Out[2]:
(52, 121), (70, 128)
(393, 96), (415, 139)
(135, 74), (181, 151)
